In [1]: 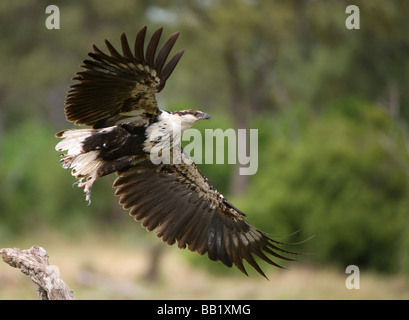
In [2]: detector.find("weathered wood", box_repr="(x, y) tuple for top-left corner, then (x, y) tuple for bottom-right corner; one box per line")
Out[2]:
(0, 245), (75, 300)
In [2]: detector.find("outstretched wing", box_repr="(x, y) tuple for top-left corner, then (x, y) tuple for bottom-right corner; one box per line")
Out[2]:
(113, 154), (299, 278)
(65, 26), (184, 128)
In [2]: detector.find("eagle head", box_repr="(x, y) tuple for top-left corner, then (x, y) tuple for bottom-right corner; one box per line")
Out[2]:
(172, 109), (211, 132)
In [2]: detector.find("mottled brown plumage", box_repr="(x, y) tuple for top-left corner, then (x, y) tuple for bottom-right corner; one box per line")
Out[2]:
(65, 26), (184, 128)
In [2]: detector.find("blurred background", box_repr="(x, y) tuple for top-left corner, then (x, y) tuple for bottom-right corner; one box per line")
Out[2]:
(1, 0), (409, 299)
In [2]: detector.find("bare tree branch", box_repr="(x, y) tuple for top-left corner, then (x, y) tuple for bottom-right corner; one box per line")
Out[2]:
(0, 245), (75, 300)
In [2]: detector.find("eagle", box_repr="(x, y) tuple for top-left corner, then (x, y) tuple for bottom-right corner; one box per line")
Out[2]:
(55, 26), (301, 278)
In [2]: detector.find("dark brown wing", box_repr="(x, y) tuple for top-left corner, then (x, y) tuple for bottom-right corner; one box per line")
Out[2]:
(65, 26), (184, 128)
(113, 155), (299, 278)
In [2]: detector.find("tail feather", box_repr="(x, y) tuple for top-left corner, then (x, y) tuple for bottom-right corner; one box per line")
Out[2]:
(56, 129), (102, 203)
(55, 129), (95, 155)
(70, 151), (100, 177)
(56, 129), (102, 177)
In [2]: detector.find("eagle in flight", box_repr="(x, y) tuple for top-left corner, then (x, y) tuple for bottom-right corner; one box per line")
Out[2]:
(56, 26), (301, 278)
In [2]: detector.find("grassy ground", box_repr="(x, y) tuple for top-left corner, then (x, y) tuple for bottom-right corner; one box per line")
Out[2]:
(1, 228), (409, 300)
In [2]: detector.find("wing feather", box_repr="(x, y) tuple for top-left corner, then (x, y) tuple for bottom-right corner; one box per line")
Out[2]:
(104, 39), (124, 62)
(64, 26), (184, 128)
(146, 27), (163, 66)
(165, 204), (199, 247)
(230, 232), (248, 276)
(113, 158), (302, 278)
(120, 33), (134, 61)
(155, 32), (181, 73)
(134, 26), (147, 62)
(159, 49), (184, 89)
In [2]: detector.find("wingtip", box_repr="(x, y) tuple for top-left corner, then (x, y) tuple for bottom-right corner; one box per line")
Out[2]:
(171, 31), (180, 39)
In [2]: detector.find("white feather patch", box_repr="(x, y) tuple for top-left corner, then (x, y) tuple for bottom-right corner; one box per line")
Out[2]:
(71, 151), (100, 177)
(56, 129), (103, 179)
(55, 129), (94, 155)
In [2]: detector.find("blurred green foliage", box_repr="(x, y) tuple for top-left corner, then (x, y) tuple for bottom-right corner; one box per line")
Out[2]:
(1, 0), (409, 276)
(247, 99), (409, 273)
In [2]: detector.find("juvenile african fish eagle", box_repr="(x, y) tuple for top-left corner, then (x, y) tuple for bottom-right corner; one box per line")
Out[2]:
(56, 26), (301, 278)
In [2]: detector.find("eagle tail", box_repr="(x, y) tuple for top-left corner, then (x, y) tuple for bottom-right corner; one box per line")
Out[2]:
(56, 129), (103, 204)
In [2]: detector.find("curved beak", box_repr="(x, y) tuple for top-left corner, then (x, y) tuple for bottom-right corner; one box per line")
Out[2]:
(202, 112), (211, 120)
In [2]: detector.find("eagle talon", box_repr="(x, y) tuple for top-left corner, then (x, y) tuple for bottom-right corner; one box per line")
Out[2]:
(59, 154), (76, 169)
(77, 176), (96, 204)
(86, 192), (92, 206)
(72, 179), (83, 188)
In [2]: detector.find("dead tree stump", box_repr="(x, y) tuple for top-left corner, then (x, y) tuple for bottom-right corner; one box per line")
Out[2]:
(0, 245), (74, 300)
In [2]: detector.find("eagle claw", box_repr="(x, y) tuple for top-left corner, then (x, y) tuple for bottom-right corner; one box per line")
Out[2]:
(59, 154), (76, 170)
(75, 176), (96, 205)
(72, 179), (83, 188)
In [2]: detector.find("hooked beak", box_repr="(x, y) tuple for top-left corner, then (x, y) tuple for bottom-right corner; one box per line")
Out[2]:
(202, 112), (211, 120)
